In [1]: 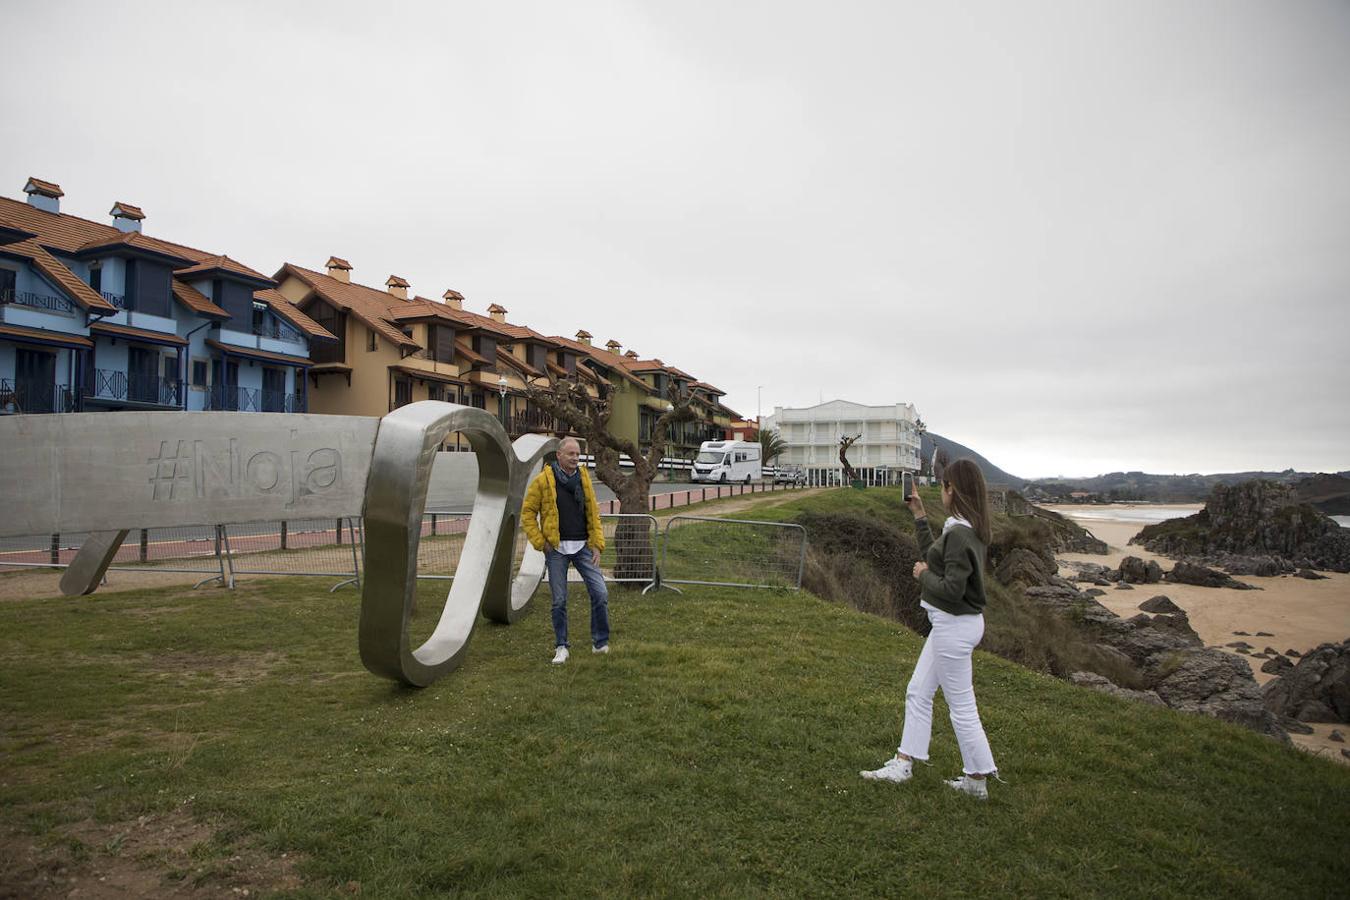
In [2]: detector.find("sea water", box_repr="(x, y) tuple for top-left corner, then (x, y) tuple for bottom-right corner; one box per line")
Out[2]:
(1053, 505), (1349, 528)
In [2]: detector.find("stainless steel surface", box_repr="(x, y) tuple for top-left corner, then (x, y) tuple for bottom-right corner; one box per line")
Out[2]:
(357, 402), (556, 687)
(59, 529), (128, 596)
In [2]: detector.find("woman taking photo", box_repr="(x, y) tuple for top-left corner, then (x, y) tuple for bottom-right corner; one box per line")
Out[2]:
(861, 458), (999, 799)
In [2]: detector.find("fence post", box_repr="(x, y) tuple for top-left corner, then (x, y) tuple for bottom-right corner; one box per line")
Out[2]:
(50, 533), (59, 567)
(335, 518), (343, 544)
(431, 513), (438, 536)
(139, 529), (148, 563)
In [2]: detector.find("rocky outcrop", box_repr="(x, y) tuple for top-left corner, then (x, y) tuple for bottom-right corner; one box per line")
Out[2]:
(1134, 480), (1350, 573)
(1069, 671), (1166, 707)
(1262, 640), (1350, 723)
(1139, 595), (1182, 614)
(1018, 577), (1285, 740)
(1153, 650), (1289, 741)
(1166, 561), (1259, 590)
(996, 546), (1058, 588)
(1118, 556), (1163, 584)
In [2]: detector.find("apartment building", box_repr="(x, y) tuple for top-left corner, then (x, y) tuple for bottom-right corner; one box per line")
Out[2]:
(760, 399), (922, 486)
(0, 178), (331, 416)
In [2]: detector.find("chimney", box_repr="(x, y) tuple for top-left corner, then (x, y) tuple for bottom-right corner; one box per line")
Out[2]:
(605, 339), (622, 354)
(488, 303), (508, 323)
(23, 177), (62, 214)
(385, 275), (410, 300)
(442, 289), (464, 310)
(326, 256), (352, 283)
(110, 201), (145, 233)
(575, 329), (592, 346)
(624, 350), (639, 359)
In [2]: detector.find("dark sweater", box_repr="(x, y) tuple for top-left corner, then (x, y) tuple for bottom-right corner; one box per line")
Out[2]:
(914, 517), (987, 616)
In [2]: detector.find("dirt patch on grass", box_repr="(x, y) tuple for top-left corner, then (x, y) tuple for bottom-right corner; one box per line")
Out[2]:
(0, 805), (304, 899)
(0, 569), (215, 603)
(136, 651), (287, 688)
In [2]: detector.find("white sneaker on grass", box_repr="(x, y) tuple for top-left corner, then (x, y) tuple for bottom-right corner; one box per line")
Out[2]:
(860, 757), (914, 783)
(945, 774), (989, 800)
(552, 646), (569, 665)
(592, 644), (609, 655)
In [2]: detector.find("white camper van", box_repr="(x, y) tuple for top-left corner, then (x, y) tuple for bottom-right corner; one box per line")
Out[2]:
(690, 440), (762, 484)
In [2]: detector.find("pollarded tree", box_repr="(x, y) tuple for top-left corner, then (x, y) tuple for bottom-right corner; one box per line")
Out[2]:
(523, 372), (697, 581)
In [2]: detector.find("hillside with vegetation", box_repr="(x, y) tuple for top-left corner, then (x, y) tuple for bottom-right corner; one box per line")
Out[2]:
(2, 491), (1348, 897)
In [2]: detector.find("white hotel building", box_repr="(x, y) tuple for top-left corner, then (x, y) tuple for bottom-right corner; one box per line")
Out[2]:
(760, 399), (922, 487)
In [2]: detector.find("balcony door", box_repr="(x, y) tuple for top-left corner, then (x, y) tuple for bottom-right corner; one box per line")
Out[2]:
(128, 347), (159, 403)
(15, 348), (56, 413)
(262, 367), (286, 412)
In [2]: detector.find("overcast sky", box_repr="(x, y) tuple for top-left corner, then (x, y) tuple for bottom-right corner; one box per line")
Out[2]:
(3, 0), (1347, 478)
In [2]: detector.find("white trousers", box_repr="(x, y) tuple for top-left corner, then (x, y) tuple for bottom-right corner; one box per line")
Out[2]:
(898, 604), (997, 775)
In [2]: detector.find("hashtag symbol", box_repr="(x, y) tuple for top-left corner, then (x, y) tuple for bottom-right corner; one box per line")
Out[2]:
(148, 440), (192, 501)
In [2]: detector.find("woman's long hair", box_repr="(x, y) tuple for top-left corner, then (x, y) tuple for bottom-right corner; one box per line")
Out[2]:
(944, 458), (992, 546)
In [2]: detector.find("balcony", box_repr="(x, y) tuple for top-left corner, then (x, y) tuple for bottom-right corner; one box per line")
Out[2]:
(207, 385), (305, 413)
(509, 408), (555, 436)
(0, 378), (77, 414)
(252, 319), (303, 343)
(83, 368), (181, 407)
(101, 292), (127, 310)
(0, 287), (74, 316)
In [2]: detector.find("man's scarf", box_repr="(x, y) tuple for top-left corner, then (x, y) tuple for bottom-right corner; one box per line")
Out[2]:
(551, 462), (587, 517)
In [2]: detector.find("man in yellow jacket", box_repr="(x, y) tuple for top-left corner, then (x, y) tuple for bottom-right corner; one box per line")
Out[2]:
(521, 437), (609, 664)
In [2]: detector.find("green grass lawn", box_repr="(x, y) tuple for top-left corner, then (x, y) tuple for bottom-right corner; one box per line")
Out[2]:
(2, 560), (1349, 896)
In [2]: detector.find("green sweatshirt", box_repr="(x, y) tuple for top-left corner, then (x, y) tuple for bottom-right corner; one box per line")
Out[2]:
(914, 517), (987, 616)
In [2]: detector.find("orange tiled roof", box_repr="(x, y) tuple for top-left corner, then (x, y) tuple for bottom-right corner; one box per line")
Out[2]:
(0, 196), (270, 283)
(496, 348), (543, 379)
(390, 364), (463, 386)
(205, 338), (312, 367)
(254, 288), (336, 342)
(24, 177), (63, 198)
(171, 280), (229, 318)
(277, 263), (421, 350)
(456, 343), (492, 368)
(4, 238), (118, 313)
(693, 381), (724, 395)
(174, 254), (273, 284)
(0, 323), (92, 349)
(546, 334), (652, 392)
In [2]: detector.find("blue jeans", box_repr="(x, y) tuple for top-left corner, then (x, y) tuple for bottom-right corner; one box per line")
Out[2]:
(545, 546), (610, 649)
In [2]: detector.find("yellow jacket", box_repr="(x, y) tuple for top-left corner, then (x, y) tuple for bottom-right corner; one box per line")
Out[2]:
(521, 465), (605, 553)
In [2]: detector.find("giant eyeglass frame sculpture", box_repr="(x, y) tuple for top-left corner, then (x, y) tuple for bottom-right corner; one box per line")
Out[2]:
(0, 402), (556, 687)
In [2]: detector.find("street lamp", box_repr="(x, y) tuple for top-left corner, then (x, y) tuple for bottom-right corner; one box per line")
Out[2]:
(497, 375), (509, 425)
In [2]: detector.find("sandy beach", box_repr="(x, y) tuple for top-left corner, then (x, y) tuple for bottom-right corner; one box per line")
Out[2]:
(1044, 504), (1350, 762)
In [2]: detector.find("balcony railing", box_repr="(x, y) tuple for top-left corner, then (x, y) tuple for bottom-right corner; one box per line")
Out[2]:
(0, 378), (78, 414)
(509, 409), (555, 436)
(207, 384), (304, 413)
(252, 319), (304, 343)
(84, 368), (181, 407)
(0, 288), (74, 315)
(101, 291), (128, 309)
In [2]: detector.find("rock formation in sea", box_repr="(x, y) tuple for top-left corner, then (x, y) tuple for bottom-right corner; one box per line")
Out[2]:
(1132, 480), (1350, 573)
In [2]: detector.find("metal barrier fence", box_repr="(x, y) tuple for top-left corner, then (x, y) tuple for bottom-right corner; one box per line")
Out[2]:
(597, 480), (809, 514)
(0, 513), (802, 594)
(659, 515), (807, 590)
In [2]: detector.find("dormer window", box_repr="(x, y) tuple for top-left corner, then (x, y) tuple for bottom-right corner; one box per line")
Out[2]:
(252, 301), (267, 334)
(89, 262), (102, 294)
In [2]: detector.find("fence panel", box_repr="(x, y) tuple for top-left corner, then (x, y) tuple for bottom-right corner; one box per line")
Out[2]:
(225, 518), (362, 588)
(414, 511), (529, 582)
(598, 514), (659, 588)
(659, 516), (807, 590)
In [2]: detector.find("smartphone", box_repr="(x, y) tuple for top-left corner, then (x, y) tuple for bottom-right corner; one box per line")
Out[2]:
(902, 472), (914, 500)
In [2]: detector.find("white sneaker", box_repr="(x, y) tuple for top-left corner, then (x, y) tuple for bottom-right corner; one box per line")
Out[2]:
(860, 757), (914, 783)
(551, 646), (569, 665)
(945, 774), (989, 800)
(592, 644), (609, 655)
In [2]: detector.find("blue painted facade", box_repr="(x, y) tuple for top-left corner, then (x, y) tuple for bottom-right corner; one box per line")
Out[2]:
(0, 181), (333, 416)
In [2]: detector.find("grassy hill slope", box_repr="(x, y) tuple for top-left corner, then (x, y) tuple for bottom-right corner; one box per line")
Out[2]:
(2, 532), (1348, 896)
